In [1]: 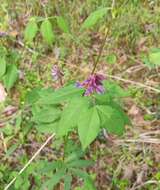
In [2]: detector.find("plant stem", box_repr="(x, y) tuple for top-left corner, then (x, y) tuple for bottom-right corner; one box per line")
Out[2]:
(1, 132), (7, 153)
(59, 77), (63, 86)
(91, 27), (109, 75)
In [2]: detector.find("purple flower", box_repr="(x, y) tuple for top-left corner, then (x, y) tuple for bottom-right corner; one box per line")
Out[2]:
(0, 31), (8, 37)
(51, 65), (63, 81)
(76, 74), (105, 96)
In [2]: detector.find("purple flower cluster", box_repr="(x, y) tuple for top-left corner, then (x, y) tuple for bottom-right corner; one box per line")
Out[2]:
(76, 74), (105, 96)
(51, 65), (63, 81)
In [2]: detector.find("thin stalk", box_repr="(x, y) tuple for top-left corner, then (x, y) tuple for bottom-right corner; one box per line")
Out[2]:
(91, 26), (110, 75)
(59, 77), (63, 86)
(1, 132), (7, 153)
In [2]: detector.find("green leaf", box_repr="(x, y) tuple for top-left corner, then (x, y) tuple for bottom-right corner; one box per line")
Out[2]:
(0, 56), (6, 78)
(70, 168), (90, 180)
(41, 168), (66, 190)
(94, 93), (111, 105)
(64, 150), (84, 163)
(78, 107), (100, 149)
(143, 48), (160, 68)
(39, 160), (64, 174)
(96, 105), (125, 135)
(26, 87), (54, 104)
(5, 143), (19, 158)
(64, 139), (82, 156)
(142, 56), (154, 68)
(95, 81), (129, 105)
(22, 181), (30, 190)
(24, 18), (38, 43)
(148, 49), (160, 66)
(71, 168), (96, 189)
(57, 16), (70, 33)
(0, 46), (7, 55)
(67, 159), (94, 168)
(83, 178), (97, 190)
(58, 97), (89, 136)
(64, 175), (72, 190)
(39, 85), (84, 104)
(103, 81), (129, 98)
(108, 102), (131, 126)
(33, 107), (61, 123)
(106, 54), (117, 64)
(40, 19), (55, 45)
(35, 122), (58, 134)
(31, 104), (41, 117)
(25, 88), (41, 104)
(3, 64), (18, 90)
(81, 7), (108, 30)
(15, 176), (23, 189)
(15, 114), (22, 133)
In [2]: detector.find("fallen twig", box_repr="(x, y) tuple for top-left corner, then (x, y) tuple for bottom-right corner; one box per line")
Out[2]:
(131, 180), (160, 190)
(4, 133), (55, 190)
(106, 74), (160, 93)
(115, 138), (160, 145)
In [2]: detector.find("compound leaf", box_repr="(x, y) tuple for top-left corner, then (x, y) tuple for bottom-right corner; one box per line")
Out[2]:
(58, 97), (89, 136)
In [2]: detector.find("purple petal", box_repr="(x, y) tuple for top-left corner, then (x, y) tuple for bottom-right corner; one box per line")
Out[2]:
(95, 85), (105, 94)
(84, 87), (94, 96)
(76, 82), (83, 88)
(75, 73), (106, 96)
(51, 65), (63, 81)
